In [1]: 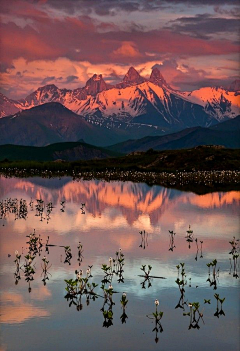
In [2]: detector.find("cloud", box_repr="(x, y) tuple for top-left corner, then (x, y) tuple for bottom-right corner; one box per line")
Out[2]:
(16, 0), (239, 16)
(65, 75), (78, 83)
(0, 0), (239, 96)
(167, 14), (240, 40)
(41, 76), (55, 84)
(111, 42), (141, 58)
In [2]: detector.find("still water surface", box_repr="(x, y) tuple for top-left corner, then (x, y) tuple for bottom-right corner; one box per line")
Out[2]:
(0, 177), (239, 351)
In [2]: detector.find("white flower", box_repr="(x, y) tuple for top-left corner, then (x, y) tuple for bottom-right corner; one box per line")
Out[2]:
(86, 268), (90, 276)
(109, 285), (113, 290)
(155, 299), (159, 306)
(15, 250), (18, 256)
(122, 292), (127, 297)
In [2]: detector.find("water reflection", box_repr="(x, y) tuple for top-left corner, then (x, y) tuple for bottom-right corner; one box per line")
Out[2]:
(0, 176), (239, 351)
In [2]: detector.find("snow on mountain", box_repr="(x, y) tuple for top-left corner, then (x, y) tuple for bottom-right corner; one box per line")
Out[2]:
(0, 67), (239, 130)
(181, 87), (240, 120)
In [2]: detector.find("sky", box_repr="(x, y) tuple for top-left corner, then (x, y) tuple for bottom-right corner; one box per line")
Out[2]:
(0, 0), (239, 99)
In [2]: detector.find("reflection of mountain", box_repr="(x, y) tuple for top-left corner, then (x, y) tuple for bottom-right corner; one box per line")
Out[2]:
(188, 192), (240, 213)
(1, 177), (239, 226)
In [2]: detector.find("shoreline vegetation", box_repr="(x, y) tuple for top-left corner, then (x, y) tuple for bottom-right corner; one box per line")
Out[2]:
(0, 146), (239, 194)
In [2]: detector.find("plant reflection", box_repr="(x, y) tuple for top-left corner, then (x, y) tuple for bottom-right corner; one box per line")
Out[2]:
(77, 242), (84, 266)
(175, 263), (188, 310)
(168, 230), (176, 252)
(214, 294), (225, 318)
(0, 197), (28, 224)
(185, 225), (194, 249)
(41, 256), (52, 286)
(14, 251), (22, 285)
(229, 237), (239, 278)
(206, 259), (219, 290)
(139, 230), (148, 250)
(63, 246), (72, 265)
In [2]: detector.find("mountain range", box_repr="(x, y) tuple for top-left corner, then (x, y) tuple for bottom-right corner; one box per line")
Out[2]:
(0, 66), (239, 149)
(108, 116), (240, 153)
(1, 67), (239, 128)
(1, 115), (239, 163)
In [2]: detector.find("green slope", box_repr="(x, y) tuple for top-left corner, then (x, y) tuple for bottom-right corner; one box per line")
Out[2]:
(0, 142), (121, 161)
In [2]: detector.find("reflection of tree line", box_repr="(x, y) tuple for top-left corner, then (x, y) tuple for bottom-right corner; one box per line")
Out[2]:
(1, 197), (86, 225)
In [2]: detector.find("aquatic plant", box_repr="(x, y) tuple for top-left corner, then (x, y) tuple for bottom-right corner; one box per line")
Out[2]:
(147, 299), (164, 343)
(175, 262), (188, 310)
(64, 269), (98, 310)
(183, 302), (204, 330)
(77, 242), (84, 266)
(120, 292), (128, 324)
(64, 246), (72, 265)
(185, 225), (194, 249)
(14, 250), (22, 284)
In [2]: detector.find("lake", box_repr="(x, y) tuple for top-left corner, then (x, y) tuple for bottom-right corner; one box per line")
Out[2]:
(0, 176), (239, 351)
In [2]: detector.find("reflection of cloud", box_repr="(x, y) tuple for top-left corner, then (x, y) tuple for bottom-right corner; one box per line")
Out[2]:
(111, 234), (138, 251)
(31, 285), (52, 300)
(0, 292), (50, 324)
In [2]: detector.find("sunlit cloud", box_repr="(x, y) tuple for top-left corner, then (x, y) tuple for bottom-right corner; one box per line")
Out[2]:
(0, 0), (239, 97)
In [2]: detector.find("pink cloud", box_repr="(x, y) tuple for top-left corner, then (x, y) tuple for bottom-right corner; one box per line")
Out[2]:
(111, 41), (141, 58)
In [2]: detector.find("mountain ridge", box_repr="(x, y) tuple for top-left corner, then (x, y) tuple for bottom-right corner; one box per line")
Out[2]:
(1, 67), (239, 132)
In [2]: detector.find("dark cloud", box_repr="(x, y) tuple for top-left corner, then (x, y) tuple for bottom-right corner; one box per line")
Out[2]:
(214, 5), (240, 17)
(1, 16), (238, 68)
(174, 76), (240, 91)
(27, 0), (240, 16)
(65, 75), (78, 83)
(166, 14), (240, 40)
(0, 63), (15, 73)
(41, 76), (55, 84)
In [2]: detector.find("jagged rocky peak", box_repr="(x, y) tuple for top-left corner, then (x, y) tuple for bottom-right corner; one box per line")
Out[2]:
(85, 73), (108, 95)
(116, 66), (146, 88)
(150, 67), (167, 87)
(124, 66), (145, 83)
